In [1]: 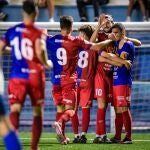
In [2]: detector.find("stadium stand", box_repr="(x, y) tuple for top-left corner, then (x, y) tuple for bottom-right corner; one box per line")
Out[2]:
(1, 0), (146, 22)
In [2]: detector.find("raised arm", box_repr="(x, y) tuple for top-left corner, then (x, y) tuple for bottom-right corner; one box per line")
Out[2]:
(90, 14), (109, 42)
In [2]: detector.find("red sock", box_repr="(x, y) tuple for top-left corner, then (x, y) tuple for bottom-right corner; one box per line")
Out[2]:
(9, 112), (20, 130)
(70, 111), (79, 134)
(31, 116), (42, 150)
(96, 108), (106, 135)
(56, 112), (66, 135)
(56, 112), (63, 121)
(82, 108), (90, 133)
(122, 110), (132, 140)
(58, 109), (73, 123)
(115, 113), (123, 140)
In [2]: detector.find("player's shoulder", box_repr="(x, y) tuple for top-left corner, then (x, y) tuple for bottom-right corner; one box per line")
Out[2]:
(6, 23), (24, 33)
(125, 41), (134, 49)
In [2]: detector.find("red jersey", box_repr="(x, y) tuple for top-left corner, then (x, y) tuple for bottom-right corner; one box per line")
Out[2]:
(97, 32), (115, 76)
(77, 48), (97, 85)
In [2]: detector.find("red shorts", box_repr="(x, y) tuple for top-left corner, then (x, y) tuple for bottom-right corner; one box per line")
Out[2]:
(94, 72), (113, 103)
(78, 81), (93, 107)
(52, 85), (63, 105)
(113, 85), (131, 107)
(8, 72), (45, 106)
(61, 77), (77, 107)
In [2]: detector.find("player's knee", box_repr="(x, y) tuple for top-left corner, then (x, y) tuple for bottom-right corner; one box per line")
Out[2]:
(33, 106), (43, 116)
(57, 104), (65, 112)
(10, 104), (22, 113)
(98, 99), (107, 109)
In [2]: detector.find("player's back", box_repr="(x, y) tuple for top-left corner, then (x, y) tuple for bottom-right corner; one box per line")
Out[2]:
(46, 34), (91, 84)
(1, 23), (44, 79)
(77, 48), (97, 82)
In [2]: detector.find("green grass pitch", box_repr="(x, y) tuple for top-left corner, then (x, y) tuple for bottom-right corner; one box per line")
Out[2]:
(0, 132), (150, 150)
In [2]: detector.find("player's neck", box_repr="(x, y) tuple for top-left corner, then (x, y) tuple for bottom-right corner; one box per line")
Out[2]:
(23, 18), (35, 26)
(61, 30), (71, 37)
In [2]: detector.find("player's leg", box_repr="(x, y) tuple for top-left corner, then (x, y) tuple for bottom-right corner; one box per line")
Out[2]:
(71, 110), (80, 143)
(0, 115), (22, 150)
(71, 87), (80, 143)
(29, 72), (45, 150)
(31, 105), (43, 150)
(93, 75), (111, 144)
(8, 79), (27, 131)
(0, 75), (22, 150)
(111, 85), (132, 144)
(79, 86), (93, 143)
(52, 85), (70, 143)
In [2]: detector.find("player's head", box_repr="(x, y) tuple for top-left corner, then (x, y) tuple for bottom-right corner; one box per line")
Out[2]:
(111, 23), (126, 41)
(78, 25), (94, 40)
(100, 14), (114, 33)
(60, 16), (74, 34)
(22, 0), (38, 22)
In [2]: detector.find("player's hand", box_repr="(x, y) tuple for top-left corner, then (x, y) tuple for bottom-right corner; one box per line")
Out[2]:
(45, 60), (53, 69)
(108, 33), (117, 41)
(124, 60), (132, 69)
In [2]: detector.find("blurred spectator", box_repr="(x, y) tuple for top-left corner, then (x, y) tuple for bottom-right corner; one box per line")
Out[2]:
(0, 0), (8, 21)
(144, 0), (150, 21)
(126, 0), (147, 22)
(36, 0), (55, 22)
(76, 0), (109, 22)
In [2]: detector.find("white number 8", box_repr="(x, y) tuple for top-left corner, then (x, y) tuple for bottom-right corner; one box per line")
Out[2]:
(78, 51), (88, 68)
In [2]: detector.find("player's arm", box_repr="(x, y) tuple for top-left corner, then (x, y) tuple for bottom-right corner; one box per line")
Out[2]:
(35, 38), (52, 69)
(100, 51), (132, 69)
(98, 55), (123, 67)
(0, 40), (7, 52)
(125, 37), (141, 46)
(90, 39), (113, 51)
(90, 14), (109, 42)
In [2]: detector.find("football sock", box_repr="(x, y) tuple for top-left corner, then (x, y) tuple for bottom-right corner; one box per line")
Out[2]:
(58, 109), (73, 123)
(71, 111), (79, 134)
(123, 110), (132, 140)
(31, 116), (42, 150)
(56, 112), (63, 121)
(3, 130), (22, 150)
(9, 112), (20, 130)
(96, 108), (106, 135)
(82, 108), (90, 133)
(115, 113), (123, 140)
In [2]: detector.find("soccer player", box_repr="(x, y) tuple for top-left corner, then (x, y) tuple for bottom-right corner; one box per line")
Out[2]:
(0, 1), (52, 150)
(110, 23), (135, 144)
(0, 53), (22, 150)
(46, 15), (115, 144)
(71, 25), (97, 143)
(90, 14), (141, 144)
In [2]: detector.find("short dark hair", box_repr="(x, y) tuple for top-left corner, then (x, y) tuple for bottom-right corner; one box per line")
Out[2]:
(111, 23), (126, 33)
(23, 0), (38, 15)
(78, 25), (94, 40)
(60, 16), (73, 30)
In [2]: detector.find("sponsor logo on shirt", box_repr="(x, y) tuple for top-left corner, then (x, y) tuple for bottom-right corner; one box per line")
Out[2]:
(63, 99), (72, 104)
(55, 39), (64, 43)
